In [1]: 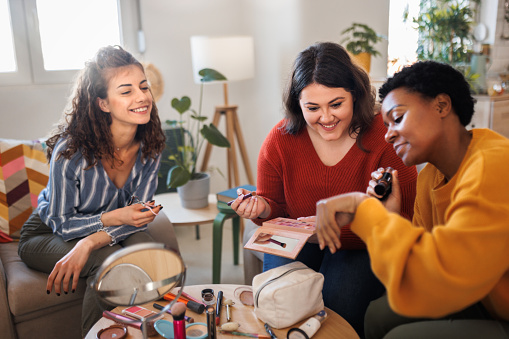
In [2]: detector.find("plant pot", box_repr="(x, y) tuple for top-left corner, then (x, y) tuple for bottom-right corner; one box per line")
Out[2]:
(177, 173), (210, 209)
(353, 52), (371, 73)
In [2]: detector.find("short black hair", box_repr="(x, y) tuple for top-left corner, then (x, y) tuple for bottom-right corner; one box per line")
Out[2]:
(379, 61), (475, 126)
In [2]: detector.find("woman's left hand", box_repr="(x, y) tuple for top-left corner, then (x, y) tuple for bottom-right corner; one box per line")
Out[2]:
(315, 192), (368, 253)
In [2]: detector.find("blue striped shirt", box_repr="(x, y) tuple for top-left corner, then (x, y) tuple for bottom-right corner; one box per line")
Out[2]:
(37, 138), (161, 245)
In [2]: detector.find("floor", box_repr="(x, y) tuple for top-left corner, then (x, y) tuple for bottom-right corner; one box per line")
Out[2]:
(174, 220), (245, 286)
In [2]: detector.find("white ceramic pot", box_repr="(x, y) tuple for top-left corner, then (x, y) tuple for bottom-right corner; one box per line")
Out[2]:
(177, 173), (210, 209)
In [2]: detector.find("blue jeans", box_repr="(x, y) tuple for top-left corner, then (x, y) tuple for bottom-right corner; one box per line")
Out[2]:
(264, 243), (385, 338)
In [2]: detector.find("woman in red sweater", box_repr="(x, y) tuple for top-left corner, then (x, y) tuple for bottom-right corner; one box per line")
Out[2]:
(230, 42), (417, 337)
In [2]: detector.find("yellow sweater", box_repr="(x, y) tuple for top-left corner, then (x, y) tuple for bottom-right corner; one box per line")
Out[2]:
(351, 129), (509, 320)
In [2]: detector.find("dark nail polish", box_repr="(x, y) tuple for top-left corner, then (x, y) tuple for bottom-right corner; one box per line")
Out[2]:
(56, 293), (60, 296)
(64, 291), (68, 294)
(47, 290), (50, 294)
(149, 200), (155, 204)
(159, 206), (163, 210)
(72, 289), (75, 293)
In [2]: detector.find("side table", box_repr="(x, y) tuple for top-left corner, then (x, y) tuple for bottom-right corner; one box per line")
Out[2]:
(155, 193), (240, 283)
(85, 284), (360, 339)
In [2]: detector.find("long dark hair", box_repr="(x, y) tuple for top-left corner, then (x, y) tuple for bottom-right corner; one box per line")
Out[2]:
(283, 42), (375, 151)
(46, 45), (165, 167)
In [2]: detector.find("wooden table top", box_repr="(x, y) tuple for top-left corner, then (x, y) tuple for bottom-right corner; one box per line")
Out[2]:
(86, 284), (359, 339)
(154, 193), (218, 226)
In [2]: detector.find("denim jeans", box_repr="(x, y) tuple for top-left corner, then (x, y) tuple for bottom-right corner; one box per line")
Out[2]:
(264, 243), (385, 338)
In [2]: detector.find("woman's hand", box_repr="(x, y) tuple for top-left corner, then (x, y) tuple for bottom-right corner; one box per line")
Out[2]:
(230, 189), (270, 219)
(101, 203), (162, 228)
(367, 167), (402, 214)
(46, 231), (111, 295)
(316, 192), (368, 253)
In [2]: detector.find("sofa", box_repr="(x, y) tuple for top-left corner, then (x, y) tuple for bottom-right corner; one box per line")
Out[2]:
(0, 138), (180, 339)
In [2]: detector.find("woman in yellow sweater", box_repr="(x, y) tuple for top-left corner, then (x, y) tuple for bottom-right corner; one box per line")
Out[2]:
(315, 61), (509, 338)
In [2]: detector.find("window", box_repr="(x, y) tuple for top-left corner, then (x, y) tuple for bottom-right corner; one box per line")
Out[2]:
(0, 0), (138, 86)
(387, 0), (420, 76)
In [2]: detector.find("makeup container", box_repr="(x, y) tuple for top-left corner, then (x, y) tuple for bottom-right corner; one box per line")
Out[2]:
(287, 310), (328, 339)
(186, 322), (209, 339)
(96, 324), (127, 339)
(374, 171), (392, 198)
(206, 306), (217, 339)
(234, 286), (254, 306)
(202, 289), (216, 306)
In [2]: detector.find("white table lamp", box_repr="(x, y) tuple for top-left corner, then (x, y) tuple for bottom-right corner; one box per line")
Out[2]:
(189, 35), (255, 187)
(190, 35), (255, 105)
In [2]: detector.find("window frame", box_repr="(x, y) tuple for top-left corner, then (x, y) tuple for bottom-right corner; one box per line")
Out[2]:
(0, 0), (139, 86)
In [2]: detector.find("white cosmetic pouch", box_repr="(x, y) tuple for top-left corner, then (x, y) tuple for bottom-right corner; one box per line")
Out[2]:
(252, 261), (324, 329)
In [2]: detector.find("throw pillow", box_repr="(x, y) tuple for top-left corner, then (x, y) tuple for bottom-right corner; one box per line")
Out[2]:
(0, 139), (49, 240)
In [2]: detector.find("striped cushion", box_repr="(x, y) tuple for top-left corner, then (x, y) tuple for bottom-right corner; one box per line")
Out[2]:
(0, 139), (49, 239)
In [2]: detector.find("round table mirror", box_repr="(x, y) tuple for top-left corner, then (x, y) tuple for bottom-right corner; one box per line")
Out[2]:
(91, 243), (186, 338)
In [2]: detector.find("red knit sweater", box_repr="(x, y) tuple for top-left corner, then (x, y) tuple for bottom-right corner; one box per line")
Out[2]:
(254, 114), (417, 249)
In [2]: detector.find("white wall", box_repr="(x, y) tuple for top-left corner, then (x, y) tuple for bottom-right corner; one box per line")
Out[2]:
(1, 0), (507, 195)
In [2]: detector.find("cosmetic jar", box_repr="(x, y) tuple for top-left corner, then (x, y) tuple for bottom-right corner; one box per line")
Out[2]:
(96, 324), (127, 339)
(202, 289), (216, 306)
(186, 322), (209, 339)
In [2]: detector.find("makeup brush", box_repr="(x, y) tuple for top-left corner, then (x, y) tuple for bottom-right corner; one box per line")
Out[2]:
(163, 293), (205, 314)
(171, 302), (187, 339)
(227, 192), (257, 206)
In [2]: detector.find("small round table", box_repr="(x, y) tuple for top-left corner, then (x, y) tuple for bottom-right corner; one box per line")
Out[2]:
(154, 193), (240, 283)
(86, 284), (360, 339)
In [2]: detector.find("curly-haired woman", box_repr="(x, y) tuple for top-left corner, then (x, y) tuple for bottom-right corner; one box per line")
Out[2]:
(17, 46), (179, 336)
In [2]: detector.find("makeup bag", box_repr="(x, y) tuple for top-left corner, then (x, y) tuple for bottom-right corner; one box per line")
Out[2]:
(252, 261), (324, 329)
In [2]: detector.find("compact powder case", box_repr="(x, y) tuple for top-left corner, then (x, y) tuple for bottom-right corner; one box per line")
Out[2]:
(96, 324), (127, 339)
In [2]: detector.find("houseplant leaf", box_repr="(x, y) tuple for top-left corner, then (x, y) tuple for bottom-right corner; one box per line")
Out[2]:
(171, 96), (191, 114)
(199, 68), (227, 82)
(201, 123), (231, 147)
(167, 165), (191, 188)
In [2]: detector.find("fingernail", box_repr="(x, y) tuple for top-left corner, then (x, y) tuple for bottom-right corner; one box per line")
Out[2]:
(64, 291), (68, 294)
(56, 293), (60, 296)
(72, 289), (75, 293)
(149, 200), (155, 204)
(159, 206), (163, 210)
(47, 290), (50, 294)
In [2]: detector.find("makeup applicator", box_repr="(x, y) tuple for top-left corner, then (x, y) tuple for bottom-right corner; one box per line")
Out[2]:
(171, 302), (187, 339)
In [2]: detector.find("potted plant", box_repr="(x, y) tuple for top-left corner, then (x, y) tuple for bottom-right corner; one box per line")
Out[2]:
(339, 22), (386, 72)
(412, 0), (481, 92)
(166, 68), (231, 208)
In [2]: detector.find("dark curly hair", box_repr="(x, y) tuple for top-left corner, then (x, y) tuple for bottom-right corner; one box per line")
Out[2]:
(46, 45), (165, 168)
(379, 61), (475, 126)
(282, 42), (376, 151)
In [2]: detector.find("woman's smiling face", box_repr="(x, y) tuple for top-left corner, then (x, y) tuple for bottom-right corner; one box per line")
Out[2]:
(299, 83), (354, 142)
(381, 87), (443, 166)
(98, 64), (153, 127)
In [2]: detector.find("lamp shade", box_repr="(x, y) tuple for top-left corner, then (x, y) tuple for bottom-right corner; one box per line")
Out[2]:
(190, 35), (255, 84)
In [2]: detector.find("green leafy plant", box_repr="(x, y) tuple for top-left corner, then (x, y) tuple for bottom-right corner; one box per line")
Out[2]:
(413, 0), (478, 65)
(339, 23), (386, 57)
(166, 68), (231, 188)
